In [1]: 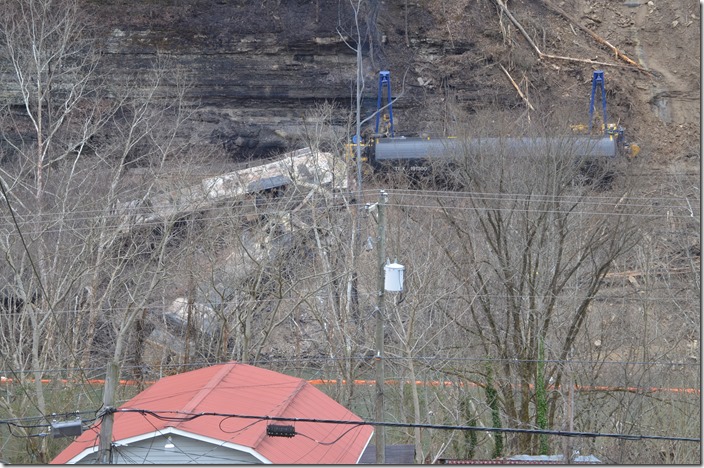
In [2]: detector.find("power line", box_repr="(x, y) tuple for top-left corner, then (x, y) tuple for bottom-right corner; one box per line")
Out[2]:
(109, 408), (701, 444)
(7, 162), (690, 181)
(0, 410), (101, 438)
(389, 187), (697, 205)
(6, 375), (698, 396)
(2, 353), (700, 378)
(0, 203), (696, 239)
(0, 202), (695, 246)
(0, 187), (696, 232)
(0, 188), (695, 220)
(0, 185), (694, 217)
(0, 286), (697, 317)
(0, 175), (103, 418)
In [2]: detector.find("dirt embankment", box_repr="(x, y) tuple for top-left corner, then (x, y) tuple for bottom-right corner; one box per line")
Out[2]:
(378, 0), (699, 166)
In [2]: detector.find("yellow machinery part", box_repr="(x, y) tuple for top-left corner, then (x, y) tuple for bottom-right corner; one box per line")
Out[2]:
(628, 143), (640, 158)
(345, 142), (369, 163)
(570, 124), (588, 134)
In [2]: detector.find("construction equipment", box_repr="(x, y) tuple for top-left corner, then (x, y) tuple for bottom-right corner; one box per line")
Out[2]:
(345, 70), (395, 163)
(374, 70), (395, 138)
(348, 69), (640, 174)
(589, 70), (608, 134)
(586, 70), (640, 158)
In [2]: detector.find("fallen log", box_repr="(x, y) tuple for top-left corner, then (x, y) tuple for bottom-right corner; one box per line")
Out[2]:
(491, 0), (651, 75)
(538, 0), (649, 73)
(499, 63), (535, 111)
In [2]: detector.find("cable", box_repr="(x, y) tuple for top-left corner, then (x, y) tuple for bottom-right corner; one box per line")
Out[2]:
(0, 185), (696, 234)
(0, 176), (57, 420)
(0, 410), (101, 439)
(0, 286), (698, 317)
(2, 353), (700, 378)
(218, 416), (263, 435)
(295, 422), (364, 445)
(107, 408), (701, 444)
(136, 411), (202, 464)
(0, 192), (694, 235)
(0, 179), (102, 409)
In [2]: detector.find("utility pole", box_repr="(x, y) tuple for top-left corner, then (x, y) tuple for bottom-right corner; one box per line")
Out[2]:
(563, 366), (574, 464)
(567, 375), (574, 463)
(97, 360), (119, 464)
(375, 190), (387, 464)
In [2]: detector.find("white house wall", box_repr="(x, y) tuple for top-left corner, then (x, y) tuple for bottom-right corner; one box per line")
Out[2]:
(75, 434), (263, 464)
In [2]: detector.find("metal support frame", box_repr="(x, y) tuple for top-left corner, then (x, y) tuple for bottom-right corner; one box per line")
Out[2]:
(588, 70), (607, 134)
(374, 71), (395, 138)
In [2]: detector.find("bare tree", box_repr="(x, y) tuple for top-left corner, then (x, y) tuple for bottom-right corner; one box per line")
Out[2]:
(0, 0), (197, 462)
(296, 103), (369, 404)
(428, 116), (641, 454)
(0, 0), (108, 460)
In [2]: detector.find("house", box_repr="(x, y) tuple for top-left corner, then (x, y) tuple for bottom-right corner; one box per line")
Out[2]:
(51, 362), (374, 464)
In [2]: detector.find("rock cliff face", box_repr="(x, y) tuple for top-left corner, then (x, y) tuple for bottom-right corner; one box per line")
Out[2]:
(81, 0), (699, 162)
(81, 0), (520, 160)
(84, 1), (362, 159)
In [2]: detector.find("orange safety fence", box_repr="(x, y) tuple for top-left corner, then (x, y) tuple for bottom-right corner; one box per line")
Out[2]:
(1, 375), (699, 395)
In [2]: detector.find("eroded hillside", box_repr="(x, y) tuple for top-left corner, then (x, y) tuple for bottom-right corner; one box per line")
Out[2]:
(80, 0), (699, 164)
(0, 0), (700, 464)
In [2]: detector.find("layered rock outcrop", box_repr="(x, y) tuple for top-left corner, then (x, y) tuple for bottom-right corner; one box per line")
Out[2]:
(85, 1), (366, 159)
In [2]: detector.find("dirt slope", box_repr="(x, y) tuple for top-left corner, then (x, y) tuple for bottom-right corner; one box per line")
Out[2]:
(378, 0), (700, 166)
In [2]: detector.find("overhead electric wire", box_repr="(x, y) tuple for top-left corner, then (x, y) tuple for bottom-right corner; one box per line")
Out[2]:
(8, 160), (692, 181)
(0, 409), (102, 439)
(0, 186), (696, 233)
(111, 408), (701, 444)
(2, 380), (697, 442)
(3, 353), (700, 379)
(0, 172), (696, 443)
(0, 285), (697, 317)
(136, 410), (203, 464)
(1, 205), (696, 239)
(0, 203), (695, 243)
(0, 189), (694, 225)
(0, 185), (694, 216)
(295, 423), (366, 446)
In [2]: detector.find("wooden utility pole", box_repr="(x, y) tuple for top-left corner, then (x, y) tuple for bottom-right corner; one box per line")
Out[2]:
(375, 190), (388, 464)
(568, 377), (574, 462)
(97, 360), (119, 464)
(563, 370), (575, 464)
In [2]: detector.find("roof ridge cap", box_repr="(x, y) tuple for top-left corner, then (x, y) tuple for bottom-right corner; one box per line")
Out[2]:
(251, 377), (307, 450)
(178, 362), (237, 418)
(272, 378), (307, 417)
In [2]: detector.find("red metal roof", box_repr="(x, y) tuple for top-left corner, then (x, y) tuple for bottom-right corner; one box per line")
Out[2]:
(51, 362), (373, 464)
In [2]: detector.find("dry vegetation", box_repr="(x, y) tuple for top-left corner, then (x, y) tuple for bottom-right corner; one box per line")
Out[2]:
(0, 0), (699, 464)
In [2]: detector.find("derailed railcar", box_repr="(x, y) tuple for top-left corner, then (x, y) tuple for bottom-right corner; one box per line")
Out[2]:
(370, 135), (619, 165)
(358, 135), (625, 188)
